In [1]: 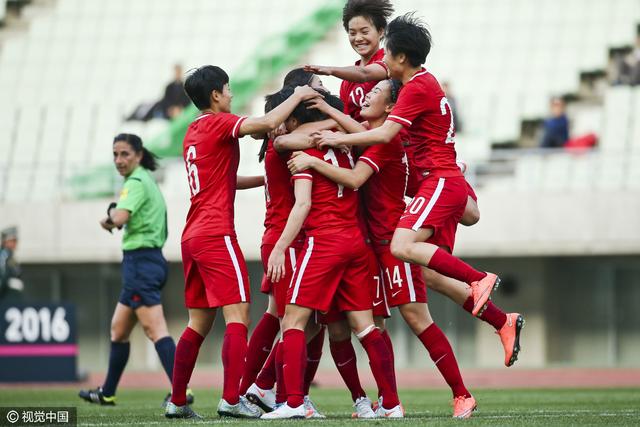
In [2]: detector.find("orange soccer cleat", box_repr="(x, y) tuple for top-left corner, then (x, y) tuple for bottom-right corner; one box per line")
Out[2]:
(497, 313), (525, 367)
(453, 395), (477, 419)
(470, 273), (500, 316)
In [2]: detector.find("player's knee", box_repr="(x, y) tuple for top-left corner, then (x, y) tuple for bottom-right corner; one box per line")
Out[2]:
(399, 306), (428, 335)
(390, 239), (410, 261)
(327, 322), (351, 342)
(460, 207), (480, 226)
(110, 326), (129, 342)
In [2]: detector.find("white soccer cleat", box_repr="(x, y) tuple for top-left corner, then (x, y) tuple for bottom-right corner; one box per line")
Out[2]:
(260, 402), (307, 419)
(375, 403), (404, 418)
(216, 396), (261, 418)
(352, 396), (376, 418)
(304, 395), (326, 418)
(245, 383), (276, 413)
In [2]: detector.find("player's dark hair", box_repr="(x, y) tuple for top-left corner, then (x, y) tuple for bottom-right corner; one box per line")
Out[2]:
(113, 133), (159, 171)
(184, 65), (229, 110)
(389, 79), (402, 103)
(283, 68), (314, 87)
(258, 88), (292, 162)
(342, 0), (394, 32)
(385, 13), (432, 67)
(290, 88), (344, 125)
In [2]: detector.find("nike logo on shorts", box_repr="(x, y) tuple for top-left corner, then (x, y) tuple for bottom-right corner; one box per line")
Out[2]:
(373, 301), (383, 306)
(337, 358), (354, 367)
(392, 290), (401, 298)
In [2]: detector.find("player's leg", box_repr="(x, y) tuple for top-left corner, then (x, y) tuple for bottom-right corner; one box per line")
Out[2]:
(398, 302), (476, 418)
(391, 179), (499, 315)
(460, 196), (480, 226)
(302, 319), (325, 418)
(327, 318), (367, 403)
(79, 302), (137, 405)
(240, 293), (279, 396)
(345, 310), (402, 417)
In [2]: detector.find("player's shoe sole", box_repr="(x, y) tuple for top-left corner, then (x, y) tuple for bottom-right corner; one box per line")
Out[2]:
(506, 314), (526, 367)
(246, 392), (273, 413)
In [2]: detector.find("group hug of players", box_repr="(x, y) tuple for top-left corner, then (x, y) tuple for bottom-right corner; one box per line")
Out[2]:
(166, 0), (525, 420)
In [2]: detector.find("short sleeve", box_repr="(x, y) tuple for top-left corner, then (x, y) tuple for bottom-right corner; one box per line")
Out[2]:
(359, 144), (389, 174)
(372, 60), (389, 77)
(208, 113), (247, 140)
(387, 83), (427, 129)
(292, 147), (323, 182)
(116, 178), (145, 214)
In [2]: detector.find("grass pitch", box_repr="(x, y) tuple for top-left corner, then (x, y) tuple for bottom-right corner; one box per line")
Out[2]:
(1, 387), (639, 426)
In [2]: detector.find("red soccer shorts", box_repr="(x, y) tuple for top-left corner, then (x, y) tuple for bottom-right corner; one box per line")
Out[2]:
(373, 243), (427, 307)
(396, 175), (467, 252)
(181, 235), (251, 308)
(260, 243), (301, 318)
(287, 229), (372, 313)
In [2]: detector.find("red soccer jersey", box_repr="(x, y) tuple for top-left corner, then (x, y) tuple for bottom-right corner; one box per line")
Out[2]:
(181, 112), (246, 242)
(292, 147), (358, 236)
(359, 133), (408, 242)
(340, 48), (386, 122)
(387, 69), (462, 179)
(262, 139), (304, 246)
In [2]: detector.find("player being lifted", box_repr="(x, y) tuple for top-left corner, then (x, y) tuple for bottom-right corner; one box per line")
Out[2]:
(310, 13), (524, 368)
(164, 65), (320, 420)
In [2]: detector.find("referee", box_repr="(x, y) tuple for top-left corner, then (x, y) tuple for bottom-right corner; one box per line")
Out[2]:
(79, 133), (192, 406)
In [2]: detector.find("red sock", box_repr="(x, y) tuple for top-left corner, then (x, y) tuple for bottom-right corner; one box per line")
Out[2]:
(239, 313), (280, 394)
(329, 339), (365, 402)
(380, 329), (396, 398)
(171, 327), (204, 406)
(303, 327), (324, 395)
(274, 341), (286, 404)
(255, 342), (278, 390)
(283, 329), (306, 408)
(463, 297), (507, 330)
(418, 323), (470, 398)
(360, 328), (399, 408)
(221, 323), (248, 405)
(428, 248), (486, 284)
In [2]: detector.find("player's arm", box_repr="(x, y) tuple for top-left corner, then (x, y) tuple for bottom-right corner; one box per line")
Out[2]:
(267, 178), (312, 282)
(296, 119), (338, 134)
(288, 152), (374, 189)
(313, 120), (403, 148)
(304, 63), (388, 83)
(237, 175), (265, 189)
(306, 98), (367, 134)
(237, 86), (322, 137)
(273, 133), (314, 152)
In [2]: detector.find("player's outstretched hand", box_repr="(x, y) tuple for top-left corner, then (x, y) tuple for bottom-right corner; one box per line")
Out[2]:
(287, 151), (316, 174)
(267, 248), (286, 283)
(295, 85), (323, 101)
(312, 130), (344, 148)
(304, 64), (332, 76)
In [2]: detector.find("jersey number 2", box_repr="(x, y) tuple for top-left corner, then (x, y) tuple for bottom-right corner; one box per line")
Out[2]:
(186, 145), (200, 196)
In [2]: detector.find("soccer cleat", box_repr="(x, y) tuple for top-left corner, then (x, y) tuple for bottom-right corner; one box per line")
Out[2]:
(217, 396), (261, 418)
(164, 401), (203, 419)
(351, 396), (376, 418)
(260, 402), (308, 419)
(245, 382), (275, 413)
(162, 388), (195, 408)
(470, 273), (500, 316)
(304, 395), (325, 418)
(78, 387), (116, 406)
(497, 313), (525, 367)
(375, 403), (404, 418)
(452, 395), (477, 419)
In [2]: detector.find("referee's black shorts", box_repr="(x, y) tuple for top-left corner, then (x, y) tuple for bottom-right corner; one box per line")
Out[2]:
(119, 248), (168, 309)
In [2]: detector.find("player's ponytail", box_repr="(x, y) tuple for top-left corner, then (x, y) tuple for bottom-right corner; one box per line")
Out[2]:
(113, 133), (160, 171)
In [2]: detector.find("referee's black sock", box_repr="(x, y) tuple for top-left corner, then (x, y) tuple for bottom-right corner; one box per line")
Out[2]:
(102, 341), (130, 397)
(154, 336), (177, 383)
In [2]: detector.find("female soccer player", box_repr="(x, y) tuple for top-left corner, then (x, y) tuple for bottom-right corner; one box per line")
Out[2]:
(164, 65), (320, 420)
(311, 13), (524, 369)
(79, 134), (182, 407)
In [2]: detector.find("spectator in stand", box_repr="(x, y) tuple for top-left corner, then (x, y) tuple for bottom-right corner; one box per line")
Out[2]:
(126, 64), (191, 121)
(162, 64), (192, 119)
(442, 81), (462, 133)
(540, 97), (569, 148)
(0, 226), (24, 303)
